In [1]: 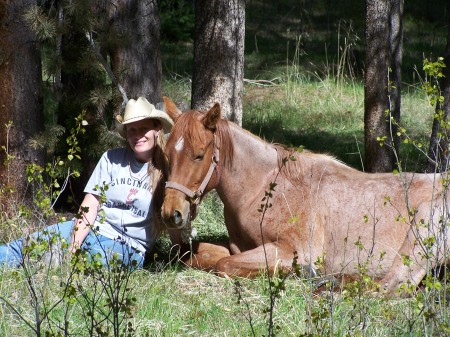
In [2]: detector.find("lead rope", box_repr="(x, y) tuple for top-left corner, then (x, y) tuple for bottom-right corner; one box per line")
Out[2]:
(180, 223), (197, 244)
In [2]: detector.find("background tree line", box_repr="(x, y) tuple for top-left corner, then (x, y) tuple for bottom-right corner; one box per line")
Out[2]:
(0, 0), (448, 216)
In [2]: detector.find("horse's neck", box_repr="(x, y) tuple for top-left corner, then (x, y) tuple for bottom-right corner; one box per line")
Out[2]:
(216, 124), (278, 207)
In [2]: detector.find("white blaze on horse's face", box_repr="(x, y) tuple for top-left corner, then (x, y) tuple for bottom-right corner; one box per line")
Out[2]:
(175, 137), (184, 152)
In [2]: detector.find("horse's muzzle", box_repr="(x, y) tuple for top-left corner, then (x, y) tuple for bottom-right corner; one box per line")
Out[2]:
(161, 194), (191, 230)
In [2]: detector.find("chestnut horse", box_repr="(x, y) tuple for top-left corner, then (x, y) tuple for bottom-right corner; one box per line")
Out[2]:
(161, 97), (449, 295)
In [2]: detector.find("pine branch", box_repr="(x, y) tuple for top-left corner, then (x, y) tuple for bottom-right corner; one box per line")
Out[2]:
(85, 32), (128, 106)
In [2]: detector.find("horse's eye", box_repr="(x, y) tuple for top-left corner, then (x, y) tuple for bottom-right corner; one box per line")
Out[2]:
(193, 151), (205, 161)
(194, 154), (204, 161)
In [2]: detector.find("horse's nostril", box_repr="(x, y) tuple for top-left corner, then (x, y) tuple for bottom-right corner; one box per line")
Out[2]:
(173, 209), (183, 227)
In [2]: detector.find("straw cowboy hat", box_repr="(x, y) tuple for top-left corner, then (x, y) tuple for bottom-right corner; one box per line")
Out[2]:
(115, 97), (174, 137)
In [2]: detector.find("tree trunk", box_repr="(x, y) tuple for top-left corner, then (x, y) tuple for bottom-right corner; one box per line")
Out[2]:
(191, 0), (245, 125)
(108, 0), (162, 104)
(0, 0), (44, 215)
(426, 14), (450, 173)
(364, 0), (403, 172)
(389, 0), (403, 162)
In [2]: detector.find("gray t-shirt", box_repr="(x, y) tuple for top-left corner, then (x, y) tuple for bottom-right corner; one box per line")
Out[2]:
(84, 148), (157, 252)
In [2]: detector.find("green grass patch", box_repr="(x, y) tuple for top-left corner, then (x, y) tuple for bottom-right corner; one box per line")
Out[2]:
(1, 264), (448, 336)
(243, 78), (434, 171)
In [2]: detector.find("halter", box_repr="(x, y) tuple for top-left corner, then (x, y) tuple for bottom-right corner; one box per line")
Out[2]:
(165, 135), (220, 220)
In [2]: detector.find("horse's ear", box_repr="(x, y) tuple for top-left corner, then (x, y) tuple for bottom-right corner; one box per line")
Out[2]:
(163, 96), (182, 122)
(203, 103), (221, 130)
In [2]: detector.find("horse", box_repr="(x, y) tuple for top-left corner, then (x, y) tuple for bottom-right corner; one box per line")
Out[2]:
(160, 96), (450, 296)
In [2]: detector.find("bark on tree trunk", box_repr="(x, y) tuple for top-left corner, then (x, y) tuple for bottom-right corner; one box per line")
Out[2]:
(108, 0), (162, 105)
(0, 0), (44, 215)
(364, 0), (403, 172)
(389, 0), (403, 161)
(191, 0), (245, 125)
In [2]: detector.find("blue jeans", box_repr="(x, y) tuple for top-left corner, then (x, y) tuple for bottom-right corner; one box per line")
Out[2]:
(0, 220), (145, 268)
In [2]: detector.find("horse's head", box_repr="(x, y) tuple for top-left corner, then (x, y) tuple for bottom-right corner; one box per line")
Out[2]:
(161, 97), (222, 231)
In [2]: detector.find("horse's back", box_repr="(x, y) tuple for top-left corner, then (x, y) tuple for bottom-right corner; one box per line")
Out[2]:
(283, 154), (445, 279)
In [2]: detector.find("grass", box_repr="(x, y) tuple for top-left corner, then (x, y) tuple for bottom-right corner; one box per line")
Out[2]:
(243, 77), (434, 171)
(1, 261), (447, 336)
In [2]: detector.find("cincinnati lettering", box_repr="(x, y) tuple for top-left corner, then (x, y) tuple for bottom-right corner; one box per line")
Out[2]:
(109, 177), (150, 190)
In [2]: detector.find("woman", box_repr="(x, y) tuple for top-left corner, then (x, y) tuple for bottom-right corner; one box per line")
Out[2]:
(0, 97), (177, 268)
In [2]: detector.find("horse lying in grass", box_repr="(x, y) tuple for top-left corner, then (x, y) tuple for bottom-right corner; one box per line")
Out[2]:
(161, 97), (449, 296)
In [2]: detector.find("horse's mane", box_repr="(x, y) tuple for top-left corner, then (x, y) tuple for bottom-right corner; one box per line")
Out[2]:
(171, 110), (358, 187)
(171, 110), (234, 169)
(274, 144), (351, 185)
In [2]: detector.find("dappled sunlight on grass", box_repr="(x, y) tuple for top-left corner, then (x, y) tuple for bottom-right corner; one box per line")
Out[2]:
(243, 79), (434, 171)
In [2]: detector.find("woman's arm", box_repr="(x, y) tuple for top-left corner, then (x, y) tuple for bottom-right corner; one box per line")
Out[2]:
(70, 193), (100, 253)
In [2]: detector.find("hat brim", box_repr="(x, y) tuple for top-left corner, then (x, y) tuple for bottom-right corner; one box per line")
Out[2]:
(115, 97), (174, 138)
(115, 115), (173, 138)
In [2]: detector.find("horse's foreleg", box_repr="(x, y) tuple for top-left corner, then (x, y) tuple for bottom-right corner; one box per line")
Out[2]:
(380, 225), (441, 297)
(215, 243), (296, 278)
(181, 242), (231, 272)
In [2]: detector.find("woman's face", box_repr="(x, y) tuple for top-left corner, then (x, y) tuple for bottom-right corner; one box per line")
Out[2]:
(125, 118), (162, 162)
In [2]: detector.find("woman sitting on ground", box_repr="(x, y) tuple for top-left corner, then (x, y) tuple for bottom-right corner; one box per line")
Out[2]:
(0, 96), (182, 268)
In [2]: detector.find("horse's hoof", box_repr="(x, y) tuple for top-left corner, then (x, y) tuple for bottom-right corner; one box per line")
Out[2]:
(315, 275), (338, 290)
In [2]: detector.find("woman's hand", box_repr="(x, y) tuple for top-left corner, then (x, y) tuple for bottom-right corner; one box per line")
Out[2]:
(69, 193), (100, 253)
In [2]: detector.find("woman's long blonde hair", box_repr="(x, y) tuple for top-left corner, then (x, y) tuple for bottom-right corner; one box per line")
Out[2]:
(122, 118), (170, 236)
(149, 130), (169, 236)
